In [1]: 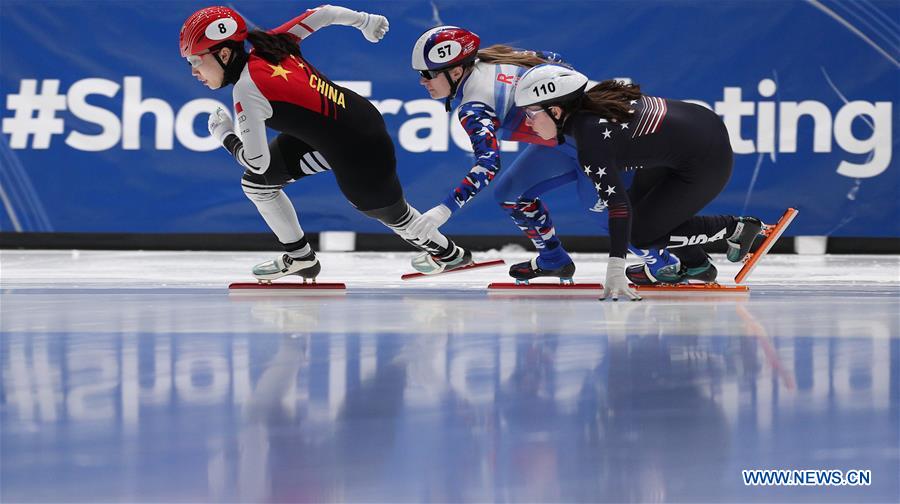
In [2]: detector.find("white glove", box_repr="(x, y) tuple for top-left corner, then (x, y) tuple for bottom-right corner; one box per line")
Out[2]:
(207, 107), (235, 144)
(357, 13), (389, 42)
(601, 257), (642, 301)
(407, 204), (452, 239)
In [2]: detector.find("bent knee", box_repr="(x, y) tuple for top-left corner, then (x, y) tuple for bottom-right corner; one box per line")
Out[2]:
(241, 180), (282, 202)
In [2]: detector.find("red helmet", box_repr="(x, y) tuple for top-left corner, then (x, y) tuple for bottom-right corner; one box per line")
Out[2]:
(411, 26), (480, 71)
(180, 6), (248, 57)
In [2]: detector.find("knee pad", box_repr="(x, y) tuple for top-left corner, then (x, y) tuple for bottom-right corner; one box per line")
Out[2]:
(241, 180), (282, 203)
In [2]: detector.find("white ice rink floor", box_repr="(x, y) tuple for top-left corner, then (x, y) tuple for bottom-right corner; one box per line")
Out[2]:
(2, 250), (899, 502)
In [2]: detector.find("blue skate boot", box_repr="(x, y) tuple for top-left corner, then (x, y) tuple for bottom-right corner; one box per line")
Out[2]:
(625, 248), (684, 285)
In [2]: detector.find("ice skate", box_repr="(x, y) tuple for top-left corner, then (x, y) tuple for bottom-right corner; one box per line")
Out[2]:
(734, 208), (798, 284)
(410, 248), (473, 275)
(625, 249), (682, 285)
(726, 216), (763, 262)
(252, 252), (320, 283)
(508, 257), (576, 285)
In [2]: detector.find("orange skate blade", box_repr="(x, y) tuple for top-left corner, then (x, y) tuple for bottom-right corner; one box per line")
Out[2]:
(402, 259), (505, 280)
(735, 207), (799, 284)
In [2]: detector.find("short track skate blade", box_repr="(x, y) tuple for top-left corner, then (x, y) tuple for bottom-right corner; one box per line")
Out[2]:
(635, 283), (750, 297)
(401, 259), (506, 281)
(734, 207), (798, 284)
(487, 282), (603, 297)
(228, 282), (346, 295)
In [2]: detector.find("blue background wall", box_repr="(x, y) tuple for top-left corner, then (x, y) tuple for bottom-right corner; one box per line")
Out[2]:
(1, 0), (897, 237)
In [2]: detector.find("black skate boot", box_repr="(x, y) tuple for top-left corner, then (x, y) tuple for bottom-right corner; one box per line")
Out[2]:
(252, 251), (320, 283)
(727, 216), (763, 262)
(411, 247), (473, 275)
(509, 257), (576, 285)
(681, 258), (718, 283)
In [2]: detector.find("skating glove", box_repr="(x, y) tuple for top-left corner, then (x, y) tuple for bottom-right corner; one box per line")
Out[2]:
(208, 108), (235, 144)
(408, 204), (452, 239)
(601, 257), (642, 301)
(357, 13), (389, 42)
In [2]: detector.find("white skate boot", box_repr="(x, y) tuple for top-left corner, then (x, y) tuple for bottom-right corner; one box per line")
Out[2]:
(252, 252), (320, 283)
(411, 248), (473, 275)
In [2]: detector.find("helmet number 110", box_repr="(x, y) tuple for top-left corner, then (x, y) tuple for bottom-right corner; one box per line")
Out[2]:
(532, 82), (556, 97)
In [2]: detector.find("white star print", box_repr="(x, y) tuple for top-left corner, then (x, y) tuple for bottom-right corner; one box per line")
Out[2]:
(620, 122), (629, 130)
(596, 166), (607, 178)
(583, 164), (592, 175)
(602, 129), (612, 139)
(605, 185), (616, 196)
(594, 182), (602, 192)
(629, 100), (638, 105)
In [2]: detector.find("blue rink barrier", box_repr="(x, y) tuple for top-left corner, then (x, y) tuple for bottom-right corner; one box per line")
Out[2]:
(1, 0), (897, 242)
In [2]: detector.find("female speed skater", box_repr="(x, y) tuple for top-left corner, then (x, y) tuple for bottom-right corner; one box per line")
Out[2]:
(409, 26), (606, 284)
(513, 64), (763, 300)
(180, 5), (471, 281)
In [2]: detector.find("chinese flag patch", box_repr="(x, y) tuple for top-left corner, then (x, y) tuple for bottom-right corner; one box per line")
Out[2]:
(235, 102), (244, 113)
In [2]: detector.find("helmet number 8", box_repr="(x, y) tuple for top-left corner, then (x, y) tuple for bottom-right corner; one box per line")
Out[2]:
(218, 23), (227, 34)
(532, 82), (556, 97)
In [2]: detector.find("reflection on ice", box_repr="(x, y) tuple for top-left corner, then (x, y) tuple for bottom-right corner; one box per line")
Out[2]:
(1, 251), (898, 502)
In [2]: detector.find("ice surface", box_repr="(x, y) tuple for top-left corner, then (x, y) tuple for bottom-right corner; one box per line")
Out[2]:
(2, 250), (898, 502)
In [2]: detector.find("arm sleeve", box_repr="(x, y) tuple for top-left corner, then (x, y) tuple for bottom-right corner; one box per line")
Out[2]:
(574, 122), (632, 259)
(441, 102), (503, 212)
(271, 4), (369, 41)
(229, 78), (273, 174)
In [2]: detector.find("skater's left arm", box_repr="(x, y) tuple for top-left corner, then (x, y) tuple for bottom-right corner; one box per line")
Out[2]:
(272, 5), (389, 43)
(209, 79), (273, 174)
(441, 102), (503, 212)
(573, 120), (632, 260)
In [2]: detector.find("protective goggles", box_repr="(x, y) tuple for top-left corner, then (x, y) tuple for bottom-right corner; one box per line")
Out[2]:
(418, 69), (444, 80)
(523, 107), (547, 120)
(186, 50), (220, 68)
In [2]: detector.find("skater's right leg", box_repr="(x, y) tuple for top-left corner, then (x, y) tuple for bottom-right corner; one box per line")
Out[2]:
(362, 198), (471, 274)
(240, 134), (329, 281)
(492, 144), (580, 281)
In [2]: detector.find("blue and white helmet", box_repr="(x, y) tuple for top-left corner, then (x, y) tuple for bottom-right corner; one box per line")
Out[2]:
(514, 63), (589, 107)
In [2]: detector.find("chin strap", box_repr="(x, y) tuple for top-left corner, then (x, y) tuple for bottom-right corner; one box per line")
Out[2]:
(442, 64), (473, 112)
(213, 48), (248, 88)
(542, 105), (568, 145)
(442, 69), (460, 112)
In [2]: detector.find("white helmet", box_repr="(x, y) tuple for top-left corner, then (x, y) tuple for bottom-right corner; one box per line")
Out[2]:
(514, 63), (589, 108)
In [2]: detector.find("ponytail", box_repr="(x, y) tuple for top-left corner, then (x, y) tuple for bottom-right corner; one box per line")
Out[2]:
(246, 30), (301, 64)
(574, 80), (642, 123)
(476, 44), (555, 68)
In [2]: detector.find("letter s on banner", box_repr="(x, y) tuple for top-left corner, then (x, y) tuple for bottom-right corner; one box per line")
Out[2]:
(65, 78), (122, 152)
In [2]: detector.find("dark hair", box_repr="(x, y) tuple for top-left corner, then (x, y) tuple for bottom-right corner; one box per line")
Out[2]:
(245, 30), (301, 64)
(476, 44), (554, 68)
(573, 80), (642, 123)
